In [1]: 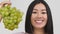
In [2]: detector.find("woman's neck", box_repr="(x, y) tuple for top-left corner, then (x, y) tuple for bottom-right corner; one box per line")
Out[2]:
(33, 28), (45, 34)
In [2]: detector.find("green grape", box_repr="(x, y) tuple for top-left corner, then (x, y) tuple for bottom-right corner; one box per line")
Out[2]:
(0, 7), (10, 17)
(7, 24), (15, 30)
(14, 25), (18, 29)
(17, 18), (22, 23)
(3, 6), (23, 30)
(0, 5), (23, 30)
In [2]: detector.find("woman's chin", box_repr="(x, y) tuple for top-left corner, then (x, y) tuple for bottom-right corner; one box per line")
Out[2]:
(33, 24), (45, 29)
(34, 26), (44, 29)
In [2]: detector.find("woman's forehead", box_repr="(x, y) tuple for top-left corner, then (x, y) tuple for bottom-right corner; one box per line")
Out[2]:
(33, 3), (46, 11)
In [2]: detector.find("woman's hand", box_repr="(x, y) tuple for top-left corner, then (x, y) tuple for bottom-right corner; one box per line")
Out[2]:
(0, 1), (11, 8)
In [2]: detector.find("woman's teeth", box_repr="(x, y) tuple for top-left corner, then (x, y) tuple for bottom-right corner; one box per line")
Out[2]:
(35, 20), (43, 24)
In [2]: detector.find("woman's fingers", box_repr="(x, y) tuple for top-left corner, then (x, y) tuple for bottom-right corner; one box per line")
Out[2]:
(0, 1), (11, 8)
(2, 1), (11, 5)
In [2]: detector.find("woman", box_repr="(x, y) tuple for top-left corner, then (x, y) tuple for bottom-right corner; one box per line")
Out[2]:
(25, 0), (53, 34)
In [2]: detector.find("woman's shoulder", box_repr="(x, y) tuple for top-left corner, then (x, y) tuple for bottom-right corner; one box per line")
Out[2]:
(13, 32), (29, 34)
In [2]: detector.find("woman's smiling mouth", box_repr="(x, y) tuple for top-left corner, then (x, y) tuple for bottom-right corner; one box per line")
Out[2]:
(35, 19), (44, 24)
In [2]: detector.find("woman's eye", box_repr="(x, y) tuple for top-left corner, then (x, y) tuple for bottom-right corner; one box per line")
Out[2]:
(42, 12), (47, 14)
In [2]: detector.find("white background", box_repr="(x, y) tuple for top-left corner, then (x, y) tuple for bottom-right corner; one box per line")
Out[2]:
(0, 0), (60, 34)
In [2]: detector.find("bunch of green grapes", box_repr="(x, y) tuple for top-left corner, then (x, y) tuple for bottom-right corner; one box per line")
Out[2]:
(0, 6), (23, 30)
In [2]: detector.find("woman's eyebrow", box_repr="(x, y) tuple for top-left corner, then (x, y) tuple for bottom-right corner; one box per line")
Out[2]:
(41, 9), (46, 11)
(33, 9), (46, 11)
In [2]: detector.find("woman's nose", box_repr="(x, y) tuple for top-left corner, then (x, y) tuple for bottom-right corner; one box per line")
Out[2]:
(37, 13), (42, 18)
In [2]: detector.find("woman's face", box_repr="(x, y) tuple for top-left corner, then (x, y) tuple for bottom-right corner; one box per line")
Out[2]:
(31, 3), (47, 29)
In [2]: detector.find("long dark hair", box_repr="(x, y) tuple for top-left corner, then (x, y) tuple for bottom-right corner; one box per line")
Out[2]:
(25, 0), (53, 34)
